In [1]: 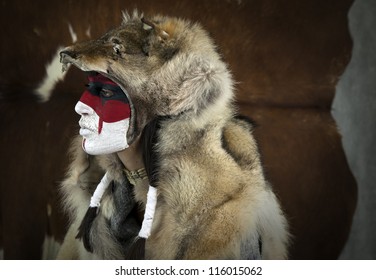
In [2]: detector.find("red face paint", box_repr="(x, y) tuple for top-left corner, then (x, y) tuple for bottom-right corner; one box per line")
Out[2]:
(78, 73), (131, 134)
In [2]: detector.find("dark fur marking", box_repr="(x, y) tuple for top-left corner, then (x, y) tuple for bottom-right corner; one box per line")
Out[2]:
(161, 47), (179, 61)
(234, 114), (258, 130)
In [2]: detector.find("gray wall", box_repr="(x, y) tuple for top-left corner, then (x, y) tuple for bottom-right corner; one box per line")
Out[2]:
(333, 0), (376, 259)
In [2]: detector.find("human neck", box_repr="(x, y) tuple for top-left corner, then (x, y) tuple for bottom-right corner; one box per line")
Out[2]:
(117, 135), (144, 172)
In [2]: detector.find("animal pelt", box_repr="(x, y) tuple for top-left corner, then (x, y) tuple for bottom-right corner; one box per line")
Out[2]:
(57, 11), (289, 259)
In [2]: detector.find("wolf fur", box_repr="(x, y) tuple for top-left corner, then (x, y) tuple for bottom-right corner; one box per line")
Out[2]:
(57, 11), (289, 259)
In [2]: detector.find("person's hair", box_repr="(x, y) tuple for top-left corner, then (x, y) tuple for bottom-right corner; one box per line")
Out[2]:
(141, 117), (165, 186)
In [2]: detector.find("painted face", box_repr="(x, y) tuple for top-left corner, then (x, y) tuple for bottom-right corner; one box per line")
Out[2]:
(75, 73), (131, 155)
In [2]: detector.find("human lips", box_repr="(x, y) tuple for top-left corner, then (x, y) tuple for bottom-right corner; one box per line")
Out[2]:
(79, 127), (95, 137)
(78, 116), (98, 136)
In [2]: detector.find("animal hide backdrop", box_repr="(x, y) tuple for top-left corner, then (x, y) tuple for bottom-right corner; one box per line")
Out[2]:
(0, 0), (357, 259)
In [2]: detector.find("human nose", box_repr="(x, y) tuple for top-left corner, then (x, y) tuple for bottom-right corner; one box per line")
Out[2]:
(75, 101), (94, 116)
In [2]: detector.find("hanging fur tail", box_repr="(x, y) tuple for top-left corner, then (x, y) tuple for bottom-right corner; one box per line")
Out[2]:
(75, 171), (112, 253)
(125, 237), (146, 260)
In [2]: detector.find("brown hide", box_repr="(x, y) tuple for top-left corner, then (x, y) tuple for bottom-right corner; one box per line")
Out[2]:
(0, 0), (357, 259)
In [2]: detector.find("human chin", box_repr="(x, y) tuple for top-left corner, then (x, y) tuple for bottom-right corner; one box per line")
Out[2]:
(81, 119), (130, 155)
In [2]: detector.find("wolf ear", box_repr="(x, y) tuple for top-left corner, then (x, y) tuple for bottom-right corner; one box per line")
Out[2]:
(141, 17), (177, 59)
(141, 18), (169, 40)
(141, 17), (155, 31)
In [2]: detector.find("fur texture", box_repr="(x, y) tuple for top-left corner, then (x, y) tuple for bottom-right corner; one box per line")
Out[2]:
(57, 11), (289, 259)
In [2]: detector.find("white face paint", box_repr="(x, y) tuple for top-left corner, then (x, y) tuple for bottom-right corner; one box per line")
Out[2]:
(75, 73), (131, 155)
(75, 102), (129, 155)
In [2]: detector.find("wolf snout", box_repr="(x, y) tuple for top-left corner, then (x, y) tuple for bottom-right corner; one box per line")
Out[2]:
(60, 49), (78, 61)
(60, 48), (79, 72)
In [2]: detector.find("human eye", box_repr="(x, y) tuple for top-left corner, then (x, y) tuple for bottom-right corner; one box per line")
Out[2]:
(100, 88), (114, 98)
